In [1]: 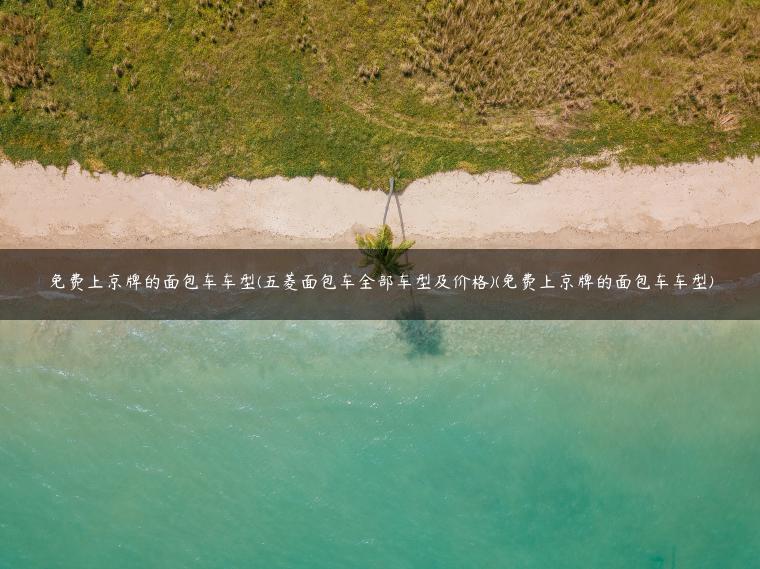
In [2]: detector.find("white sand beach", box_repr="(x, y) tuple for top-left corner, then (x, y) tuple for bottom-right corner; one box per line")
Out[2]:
(1, 157), (758, 248)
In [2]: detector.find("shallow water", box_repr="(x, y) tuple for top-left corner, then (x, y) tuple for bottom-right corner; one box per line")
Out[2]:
(1, 321), (759, 568)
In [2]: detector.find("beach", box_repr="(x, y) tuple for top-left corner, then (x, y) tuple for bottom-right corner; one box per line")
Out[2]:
(1, 157), (758, 248)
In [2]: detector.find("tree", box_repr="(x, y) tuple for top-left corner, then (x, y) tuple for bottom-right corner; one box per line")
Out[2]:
(355, 224), (414, 279)
(355, 181), (440, 355)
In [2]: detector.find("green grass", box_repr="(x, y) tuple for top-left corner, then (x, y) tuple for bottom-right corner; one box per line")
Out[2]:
(0, 0), (757, 189)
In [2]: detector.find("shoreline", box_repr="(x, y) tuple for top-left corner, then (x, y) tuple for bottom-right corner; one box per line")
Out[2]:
(1, 157), (758, 248)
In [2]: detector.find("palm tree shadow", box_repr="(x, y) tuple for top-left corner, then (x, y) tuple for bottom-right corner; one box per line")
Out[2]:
(395, 304), (444, 357)
(361, 177), (443, 356)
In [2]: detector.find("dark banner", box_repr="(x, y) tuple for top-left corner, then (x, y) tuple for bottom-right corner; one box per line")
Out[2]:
(1, 249), (759, 319)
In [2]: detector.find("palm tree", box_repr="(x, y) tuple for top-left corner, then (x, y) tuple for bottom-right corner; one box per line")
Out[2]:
(356, 177), (415, 279)
(356, 179), (440, 354)
(355, 224), (414, 279)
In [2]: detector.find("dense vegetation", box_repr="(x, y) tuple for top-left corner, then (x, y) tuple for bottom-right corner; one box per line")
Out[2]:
(0, 0), (758, 189)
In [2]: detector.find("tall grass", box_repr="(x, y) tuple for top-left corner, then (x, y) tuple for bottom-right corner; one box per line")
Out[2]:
(0, 14), (48, 101)
(0, 0), (756, 188)
(409, 0), (759, 128)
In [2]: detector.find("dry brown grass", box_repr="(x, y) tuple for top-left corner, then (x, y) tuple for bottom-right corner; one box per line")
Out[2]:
(194, 0), (271, 40)
(0, 14), (48, 100)
(408, 0), (759, 122)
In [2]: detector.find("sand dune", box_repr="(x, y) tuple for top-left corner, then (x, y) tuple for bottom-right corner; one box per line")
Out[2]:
(1, 157), (758, 248)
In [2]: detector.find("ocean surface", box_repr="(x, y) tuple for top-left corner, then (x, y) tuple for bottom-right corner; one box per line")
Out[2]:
(1, 321), (759, 568)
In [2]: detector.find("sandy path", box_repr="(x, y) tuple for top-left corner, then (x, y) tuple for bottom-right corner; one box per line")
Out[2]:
(0, 157), (758, 248)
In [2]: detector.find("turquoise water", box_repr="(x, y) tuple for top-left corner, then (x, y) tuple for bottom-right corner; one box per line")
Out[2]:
(1, 321), (760, 568)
